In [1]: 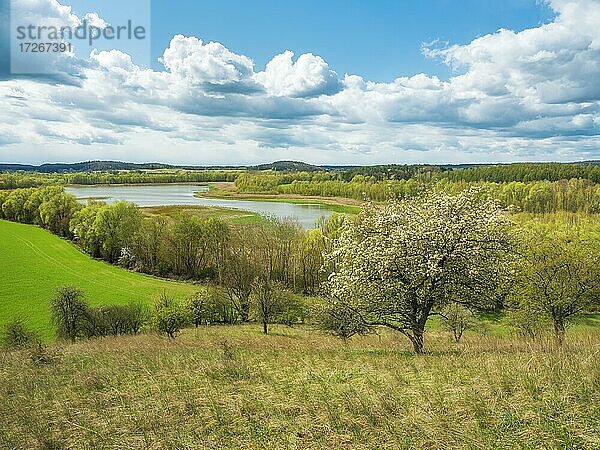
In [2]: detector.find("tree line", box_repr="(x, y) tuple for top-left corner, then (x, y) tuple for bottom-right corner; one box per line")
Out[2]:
(234, 173), (600, 213)
(0, 170), (239, 189)
(0, 186), (332, 334)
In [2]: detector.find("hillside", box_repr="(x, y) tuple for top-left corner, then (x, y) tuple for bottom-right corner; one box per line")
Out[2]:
(2, 160), (599, 174)
(1, 326), (599, 449)
(0, 220), (197, 339)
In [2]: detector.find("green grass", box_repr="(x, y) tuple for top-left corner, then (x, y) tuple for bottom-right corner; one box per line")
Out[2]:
(1, 325), (599, 449)
(142, 204), (264, 224)
(0, 219), (197, 340)
(196, 184), (362, 214)
(216, 195), (362, 214)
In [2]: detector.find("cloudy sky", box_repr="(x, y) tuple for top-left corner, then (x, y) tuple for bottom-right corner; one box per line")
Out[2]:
(0, 0), (599, 165)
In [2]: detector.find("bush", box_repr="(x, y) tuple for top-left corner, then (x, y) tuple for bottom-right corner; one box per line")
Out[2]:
(92, 303), (148, 337)
(50, 286), (89, 342)
(186, 291), (209, 327)
(441, 304), (476, 343)
(279, 294), (309, 326)
(503, 307), (550, 340)
(1, 318), (39, 348)
(187, 288), (238, 326)
(153, 294), (189, 338)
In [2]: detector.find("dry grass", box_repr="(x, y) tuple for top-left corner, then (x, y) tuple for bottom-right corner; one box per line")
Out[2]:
(1, 325), (599, 449)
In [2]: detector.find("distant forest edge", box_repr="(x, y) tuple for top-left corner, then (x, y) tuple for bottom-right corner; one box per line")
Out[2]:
(2, 159), (600, 179)
(0, 160), (325, 173)
(2, 160), (600, 213)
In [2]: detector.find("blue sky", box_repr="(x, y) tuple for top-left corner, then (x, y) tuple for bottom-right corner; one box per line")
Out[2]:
(149, 0), (554, 81)
(0, 0), (598, 165)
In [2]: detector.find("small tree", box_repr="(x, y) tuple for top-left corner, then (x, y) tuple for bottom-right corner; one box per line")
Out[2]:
(441, 304), (475, 343)
(219, 228), (257, 322)
(251, 278), (288, 334)
(513, 226), (600, 344)
(50, 286), (89, 342)
(153, 294), (189, 338)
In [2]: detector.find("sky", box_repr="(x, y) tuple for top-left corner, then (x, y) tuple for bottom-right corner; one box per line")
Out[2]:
(0, 0), (599, 165)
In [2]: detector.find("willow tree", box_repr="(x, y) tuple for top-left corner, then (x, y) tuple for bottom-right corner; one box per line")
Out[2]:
(325, 189), (514, 353)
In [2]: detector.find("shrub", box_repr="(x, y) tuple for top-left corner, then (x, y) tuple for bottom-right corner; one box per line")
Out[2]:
(50, 286), (89, 342)
(186, 291), (208, 327)
(153, 294), (189, 338)
(503, 307), (550, 340)
(441, 304), (476, 343)
(279, 294), (309, 327)
(1, 318), (39, 348)
(94, 303), (148, 336)
(186, 288), (238, 326)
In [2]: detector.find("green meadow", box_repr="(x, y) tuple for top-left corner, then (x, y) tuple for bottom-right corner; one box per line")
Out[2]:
(1, 326), (599, 449)
(0, 219), (197, 340)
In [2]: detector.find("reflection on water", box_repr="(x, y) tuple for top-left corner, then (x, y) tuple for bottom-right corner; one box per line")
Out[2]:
(65, 184), (333, 229)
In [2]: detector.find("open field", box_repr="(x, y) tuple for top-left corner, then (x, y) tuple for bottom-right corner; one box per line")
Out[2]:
(0, 220), (197, 340)
(197, 182), (363, 214)
(1, 325), (599, 449)
(142, 204), (263, 224)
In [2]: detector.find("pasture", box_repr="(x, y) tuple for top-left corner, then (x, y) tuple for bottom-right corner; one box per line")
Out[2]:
(0, 219), (197, 340)
(1, 325), (599, 449)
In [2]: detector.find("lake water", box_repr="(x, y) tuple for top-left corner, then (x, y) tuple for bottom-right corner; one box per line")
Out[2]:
(65, 184), (333, 229)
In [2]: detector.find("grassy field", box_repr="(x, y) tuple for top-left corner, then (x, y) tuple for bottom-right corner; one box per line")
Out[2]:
(1, 325), (599, 449)
(0, 219), (197, 340)
(142, 204), (263, 224)
(197, 182), (363, 214)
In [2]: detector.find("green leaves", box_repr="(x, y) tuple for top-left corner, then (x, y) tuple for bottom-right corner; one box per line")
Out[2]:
(324, 189), (515, 352)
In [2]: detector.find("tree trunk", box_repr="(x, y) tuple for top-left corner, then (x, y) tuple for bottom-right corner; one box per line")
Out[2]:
(263, 321), (268, 334)
(553, 317), (565, 345)
(409, 327), (425, 354)
(241, 301), (250, 323)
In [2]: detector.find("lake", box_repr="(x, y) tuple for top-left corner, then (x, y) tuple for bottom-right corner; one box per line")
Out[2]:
(65, 184), (333, 229)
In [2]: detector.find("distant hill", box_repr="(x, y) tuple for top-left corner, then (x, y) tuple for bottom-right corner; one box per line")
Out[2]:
(1, 159), (599, 174)
(0, 161), (174, 173)
(0, 160), (324, 173)
(249, 161), (322, 172)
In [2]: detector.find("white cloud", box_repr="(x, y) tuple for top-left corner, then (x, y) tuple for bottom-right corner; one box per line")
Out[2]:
(255, 50), (341, 97)
(83, 12), (108, 29)
(1, 0), (600, 164)
(90, 49), (135, 71)
(160, 35), (257, 90)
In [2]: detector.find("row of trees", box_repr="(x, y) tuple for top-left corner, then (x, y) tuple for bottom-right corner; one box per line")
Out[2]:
(434, 162), (600, 184)
(46, 284), (308, 342)
(0, 187), (323, 299)
(50, 286), (147, 342)
(0, 186), (79, 236)
(0, 170), (238, 189)
(68, 201), (332, 296)
(234, 173), (600, 213)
